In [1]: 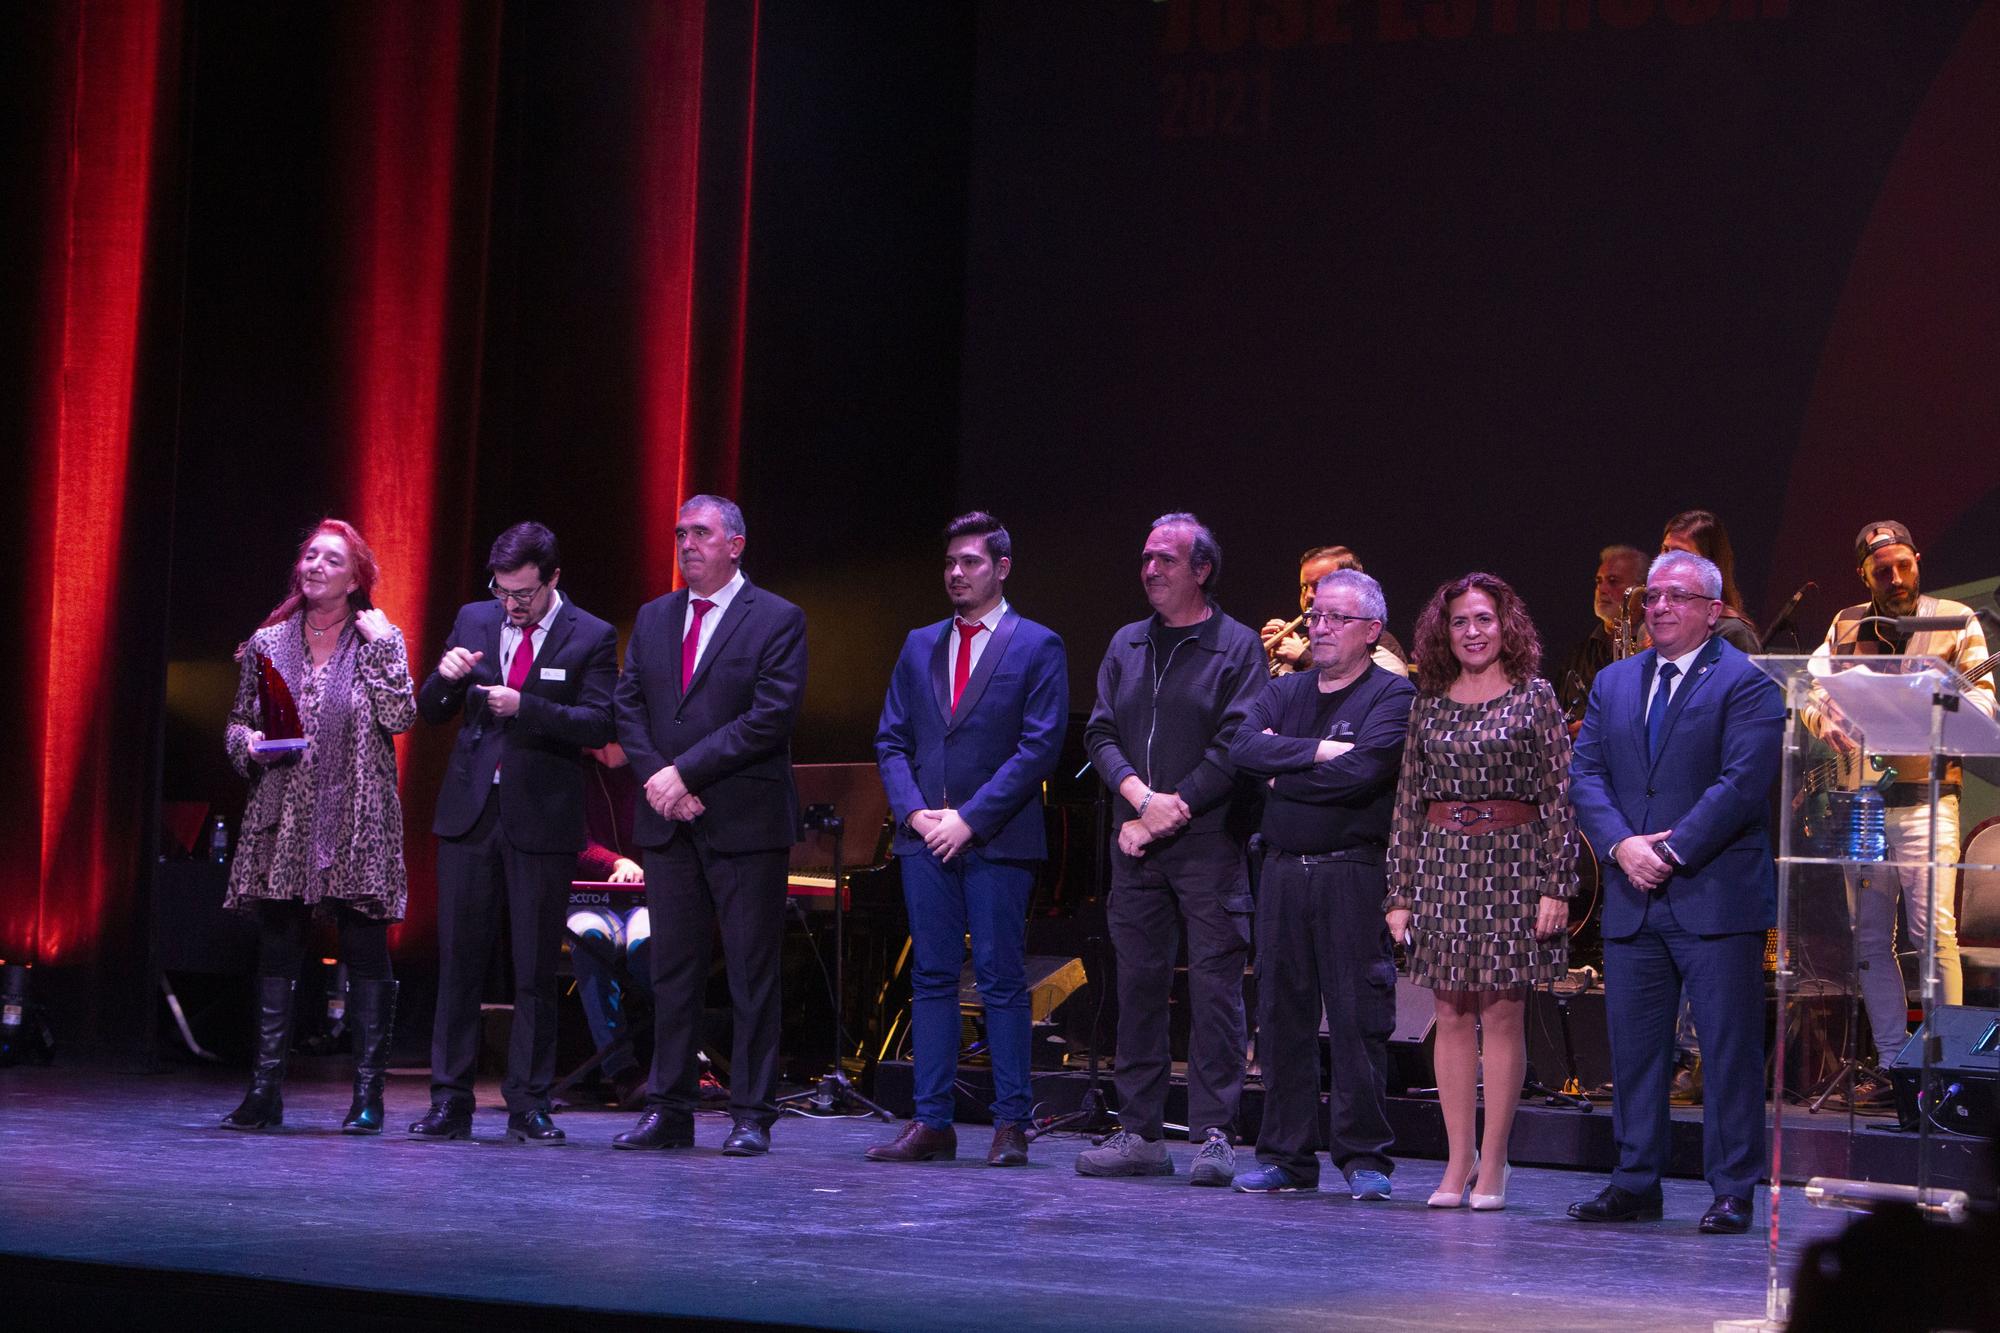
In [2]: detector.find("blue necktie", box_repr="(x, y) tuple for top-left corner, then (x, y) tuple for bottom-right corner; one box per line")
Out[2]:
(1646, 662), (1680, 761)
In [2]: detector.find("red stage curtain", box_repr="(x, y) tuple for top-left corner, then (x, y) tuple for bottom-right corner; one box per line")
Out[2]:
(9, 0), (182, 969)
(333, 0), (503, 954)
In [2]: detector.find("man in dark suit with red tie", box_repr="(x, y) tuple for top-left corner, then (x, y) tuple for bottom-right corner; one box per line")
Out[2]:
(866, 511), (1068, 1167)
(411, 522), (618, 1144)
(611, 495), (808, 1156)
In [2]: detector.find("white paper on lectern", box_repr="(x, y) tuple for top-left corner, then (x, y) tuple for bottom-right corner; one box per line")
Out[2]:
(1807, 655), (2000, 757)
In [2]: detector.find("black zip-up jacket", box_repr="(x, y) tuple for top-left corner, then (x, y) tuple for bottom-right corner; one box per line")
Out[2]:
(1084, 604), (1268, 840)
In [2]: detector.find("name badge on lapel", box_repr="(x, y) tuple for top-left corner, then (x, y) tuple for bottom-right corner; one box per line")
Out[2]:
(540, 667), (567, 681)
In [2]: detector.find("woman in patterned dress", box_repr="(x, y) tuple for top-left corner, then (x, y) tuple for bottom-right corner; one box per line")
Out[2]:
(219, 519), (415, 1133)
(1386, 572), (1575, 1209)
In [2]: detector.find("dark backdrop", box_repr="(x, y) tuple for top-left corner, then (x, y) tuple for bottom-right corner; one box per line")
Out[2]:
(960, 0), (2000, 685)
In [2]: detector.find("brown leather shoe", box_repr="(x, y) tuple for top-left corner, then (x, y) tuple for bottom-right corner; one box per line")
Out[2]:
(865, 1120), (957, 1162)
(987, 1123), (1029, 1167)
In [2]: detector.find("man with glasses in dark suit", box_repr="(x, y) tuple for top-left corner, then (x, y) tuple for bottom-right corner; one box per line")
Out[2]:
(412, 521), (618, 1144)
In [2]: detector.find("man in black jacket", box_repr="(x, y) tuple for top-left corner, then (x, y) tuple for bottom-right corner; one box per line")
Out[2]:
(1228, 567), (1415, 1199)
(611, 495), (807, 1156)
(412, 521), (618, 1144)
(1076, 513), (1267, 1185)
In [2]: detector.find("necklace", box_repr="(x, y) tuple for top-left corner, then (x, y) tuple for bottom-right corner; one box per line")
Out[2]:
(305, 608), (349, 639)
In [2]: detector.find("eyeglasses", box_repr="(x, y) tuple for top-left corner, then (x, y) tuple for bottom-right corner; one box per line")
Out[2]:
(1640, 588), (1713, 609)
(1305, 610), (1376, 629)
(488, 578), (546, 606)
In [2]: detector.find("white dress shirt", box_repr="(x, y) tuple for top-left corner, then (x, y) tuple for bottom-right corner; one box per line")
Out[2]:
(949, 598), (1009, 683)
(682, 569), (746, 680)
(494, 590), (562, 783)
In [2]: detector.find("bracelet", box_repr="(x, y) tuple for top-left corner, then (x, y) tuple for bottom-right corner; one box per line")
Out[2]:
(1137, 791), (1154, 817)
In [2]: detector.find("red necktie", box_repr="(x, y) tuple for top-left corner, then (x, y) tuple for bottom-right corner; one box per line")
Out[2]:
(952, 618), (985, 712)
(682, 599), (715, 692)
(507, 622), (541, 690)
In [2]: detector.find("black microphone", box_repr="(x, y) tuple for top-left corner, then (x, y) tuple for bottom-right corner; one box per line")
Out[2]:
(1758, 579), (1815, 646)
(1895, 614), (1972, 634)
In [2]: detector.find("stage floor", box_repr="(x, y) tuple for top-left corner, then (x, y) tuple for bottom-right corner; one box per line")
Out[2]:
(0, 1065), (1846, 1331)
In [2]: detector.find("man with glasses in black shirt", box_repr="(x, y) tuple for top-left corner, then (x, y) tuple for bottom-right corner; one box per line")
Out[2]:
(1229, 568), (1416, 1200)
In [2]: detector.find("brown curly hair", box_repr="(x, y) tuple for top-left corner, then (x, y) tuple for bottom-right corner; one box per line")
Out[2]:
(1410, 572), (1542, 696)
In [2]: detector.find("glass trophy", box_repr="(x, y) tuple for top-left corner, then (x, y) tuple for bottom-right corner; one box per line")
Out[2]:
(250, 652), (309, 757)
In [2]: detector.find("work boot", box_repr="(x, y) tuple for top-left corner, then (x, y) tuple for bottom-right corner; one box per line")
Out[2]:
(339, 979), (399, 1134)
(220, 976), (297, 1131)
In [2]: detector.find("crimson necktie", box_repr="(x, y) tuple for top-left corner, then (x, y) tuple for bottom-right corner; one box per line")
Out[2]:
(952, 618), (985, 712)
(682, 599), (715, 692)
(507, 622), (541, 690)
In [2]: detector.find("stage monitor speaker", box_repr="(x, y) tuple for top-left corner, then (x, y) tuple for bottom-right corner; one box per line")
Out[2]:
(1386, 977), (1435, 1093)
(1525, 987), (1614, 1094)
(960, 955), (1086, 1023)
(1886, 1004), (1999, 1137)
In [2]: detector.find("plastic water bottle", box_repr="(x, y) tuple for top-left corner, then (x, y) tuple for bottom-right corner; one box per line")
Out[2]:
(209, 815), (230, 864)
(1845, 786), (1886, 862)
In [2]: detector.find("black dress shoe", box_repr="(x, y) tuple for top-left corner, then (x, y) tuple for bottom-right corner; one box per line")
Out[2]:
(721, 1119), (770, 1156)
(1699, 1194), (1753, 1234)
(1568, 1184), (1664, 1223)
(505, 1108), (567, 1145)
(865, 1120), (957, 1162)
(612, 1109), (696, 1151)
(987, 1123), (1029, 1167)
(407, 1101), (473, 1140)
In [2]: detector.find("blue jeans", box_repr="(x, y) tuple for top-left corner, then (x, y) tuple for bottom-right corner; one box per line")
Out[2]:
(901, 850), (1037, 1129)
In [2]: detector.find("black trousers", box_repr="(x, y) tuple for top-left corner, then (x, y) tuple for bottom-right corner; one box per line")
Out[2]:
(1252, 849), (1397, 1181)
(642, 831), (788, 1127)
(430, 788), (575, 1113)
(1107, 831), (1251, 1139)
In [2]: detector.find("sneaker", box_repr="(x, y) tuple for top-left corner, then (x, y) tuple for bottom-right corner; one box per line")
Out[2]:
(1233, 1163), (1318, 1193)
(1189, 1129), (1236, 1187)
(1346, 1167), (1392, 1201)
(1075, 1128), (1175, 1178)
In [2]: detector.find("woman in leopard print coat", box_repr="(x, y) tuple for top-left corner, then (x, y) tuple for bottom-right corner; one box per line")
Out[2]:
(218, 519), (415, 1136)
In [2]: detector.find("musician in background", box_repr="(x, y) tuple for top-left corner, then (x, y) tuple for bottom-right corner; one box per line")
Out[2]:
(1809, 521), (1995, 1078)
(569, 742), (646, 1106)
(1263, 545), (1406, 677)
(1661, 511), (1759, 654)
(1555, 544), (1647, 719)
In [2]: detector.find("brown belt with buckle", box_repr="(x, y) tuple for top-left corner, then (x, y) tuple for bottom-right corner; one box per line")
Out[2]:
(1425, 799), (1538, 833)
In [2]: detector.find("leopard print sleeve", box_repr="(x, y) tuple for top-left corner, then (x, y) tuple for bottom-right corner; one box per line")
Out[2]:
(357, 625), (417, 735)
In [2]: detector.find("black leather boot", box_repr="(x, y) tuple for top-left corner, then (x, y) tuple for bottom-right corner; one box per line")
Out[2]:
(339, 978), (398, 1135)
(220, 975), (297, 1131)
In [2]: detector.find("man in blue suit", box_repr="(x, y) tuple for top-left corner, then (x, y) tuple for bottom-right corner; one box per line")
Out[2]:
(1568, 549), (1783, 1234)
(867, 511), (1068, 1167)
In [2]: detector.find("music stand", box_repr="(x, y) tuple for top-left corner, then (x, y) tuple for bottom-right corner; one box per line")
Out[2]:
(779, 804), (893, 1120)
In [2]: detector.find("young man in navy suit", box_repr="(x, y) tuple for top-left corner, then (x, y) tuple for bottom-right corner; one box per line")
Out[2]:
(867, 511), (1068, 1167)
(1568, 549), (1783, 1233)
(611, 495), (807, 1156)
(412, 522), (618, 1144)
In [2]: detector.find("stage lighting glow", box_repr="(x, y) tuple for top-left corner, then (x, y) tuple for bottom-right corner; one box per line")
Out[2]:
(624, 908), (651, 953)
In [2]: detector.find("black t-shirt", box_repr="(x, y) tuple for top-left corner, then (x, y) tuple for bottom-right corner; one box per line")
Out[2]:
(1148, 618), (1203, 663)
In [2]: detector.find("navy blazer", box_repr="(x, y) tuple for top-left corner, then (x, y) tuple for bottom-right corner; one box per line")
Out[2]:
(416, 596), (618, 854)
(1570, 635), (1784, 938)
(875, 609), (1068, 861)
(614, 579), (807, 856)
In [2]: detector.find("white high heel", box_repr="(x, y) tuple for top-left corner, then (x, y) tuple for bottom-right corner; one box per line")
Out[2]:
(1427, 1153), (1477, 1209)
(1470, 1161), (1511, 1211)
